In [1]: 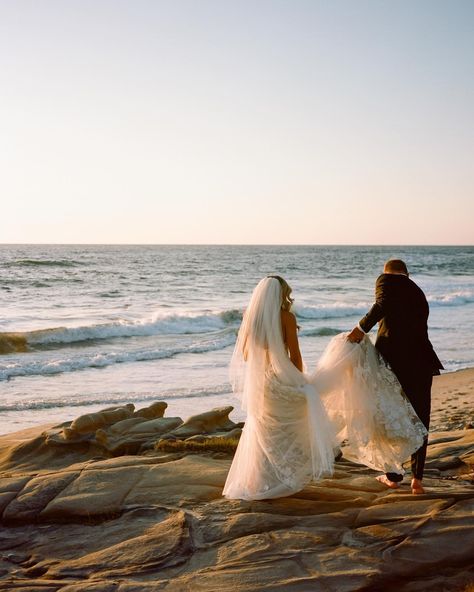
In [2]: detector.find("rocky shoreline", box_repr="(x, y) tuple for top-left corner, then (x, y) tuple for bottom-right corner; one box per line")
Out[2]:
(0, 369), (473, 591)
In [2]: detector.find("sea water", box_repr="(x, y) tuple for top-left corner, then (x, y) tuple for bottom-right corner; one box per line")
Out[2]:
(1, 245), (473, 434)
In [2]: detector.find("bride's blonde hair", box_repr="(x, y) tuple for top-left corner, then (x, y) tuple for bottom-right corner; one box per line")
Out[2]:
(267, 275), (294, 311)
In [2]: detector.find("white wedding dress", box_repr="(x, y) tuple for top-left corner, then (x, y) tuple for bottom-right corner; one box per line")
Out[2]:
(223, 277), (427, 501)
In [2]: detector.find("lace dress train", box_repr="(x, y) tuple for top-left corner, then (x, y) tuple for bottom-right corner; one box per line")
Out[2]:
(222, 372), (335, 500)
(224, 334), (427, 500)
(310, 334), (428, 475)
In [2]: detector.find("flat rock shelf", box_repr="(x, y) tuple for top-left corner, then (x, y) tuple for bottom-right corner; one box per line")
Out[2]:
(0, 379), (473, 592)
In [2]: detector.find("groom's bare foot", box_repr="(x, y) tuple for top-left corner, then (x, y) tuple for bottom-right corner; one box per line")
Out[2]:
(376, 475), (400, 489)
(411, 478), (425, 494)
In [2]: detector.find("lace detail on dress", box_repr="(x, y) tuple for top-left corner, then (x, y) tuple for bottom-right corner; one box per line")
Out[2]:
(223, 371), (335, 500)
(311, 334), (428, 475)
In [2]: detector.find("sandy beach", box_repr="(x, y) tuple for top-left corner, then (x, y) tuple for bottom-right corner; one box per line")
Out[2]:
(0, 368), (473, 591)
(431, 368), (474, 431)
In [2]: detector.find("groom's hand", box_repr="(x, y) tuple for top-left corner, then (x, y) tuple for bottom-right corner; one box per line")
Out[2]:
(347, 326), (364, 343)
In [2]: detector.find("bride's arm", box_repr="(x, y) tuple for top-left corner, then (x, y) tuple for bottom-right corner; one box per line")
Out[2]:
(282, 311), (303, 371)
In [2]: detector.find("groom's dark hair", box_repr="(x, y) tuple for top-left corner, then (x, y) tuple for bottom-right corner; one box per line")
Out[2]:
(384, 259), (408, 275)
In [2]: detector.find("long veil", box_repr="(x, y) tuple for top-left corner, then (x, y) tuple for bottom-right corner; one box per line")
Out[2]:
(224, 278), (336, 499)
(229, 277), (304, 414)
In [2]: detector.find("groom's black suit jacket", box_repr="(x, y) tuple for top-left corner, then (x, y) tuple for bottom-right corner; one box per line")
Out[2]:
(359, 273), (443, 380)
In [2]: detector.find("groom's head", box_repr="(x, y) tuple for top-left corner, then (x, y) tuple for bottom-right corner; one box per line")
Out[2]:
(384, 259), (409, 276)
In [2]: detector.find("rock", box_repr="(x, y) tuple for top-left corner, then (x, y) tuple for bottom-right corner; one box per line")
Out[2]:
(426, 455), (464, 471)
(46, 429), (92, 445)
(0, 476), (31, 516)
(40, 462), (147, 519)
(95, 417), (183, 455)
(425, 429), (474, 473)
(2, 470), (79, 523)
(165, 406), (237, 439)
(55, 402), (175, 455)
(380, 498), (474, 574)
(353, 499), (451, 528)
(1, 398), (474, 591)
(185, 426), (243, 443)
(97, 417), (145, 436)
(126, 417), (182, 436)
(44, 511), (190, 579)
(66, 404), (135, 437)
(2, 551), (30, 564)
(124, 455), (229, 507)
(0, 430), (85, 474)
(60, 584), (119, 592)
(133, 401), (168, 419)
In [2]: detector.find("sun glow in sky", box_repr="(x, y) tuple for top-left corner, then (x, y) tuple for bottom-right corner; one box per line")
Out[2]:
(0, 0), (473, 244)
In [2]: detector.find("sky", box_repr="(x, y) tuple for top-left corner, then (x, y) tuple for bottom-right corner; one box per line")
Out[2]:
(0, 0), (473, 245)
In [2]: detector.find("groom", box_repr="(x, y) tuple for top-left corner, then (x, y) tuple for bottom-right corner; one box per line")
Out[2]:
(347, 259), (443, 494)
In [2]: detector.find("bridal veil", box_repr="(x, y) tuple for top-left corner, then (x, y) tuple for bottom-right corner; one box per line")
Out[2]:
(223, 277), (336, 500)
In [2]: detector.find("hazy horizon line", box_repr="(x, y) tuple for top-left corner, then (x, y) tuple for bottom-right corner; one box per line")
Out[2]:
(1, 243), (472, 248)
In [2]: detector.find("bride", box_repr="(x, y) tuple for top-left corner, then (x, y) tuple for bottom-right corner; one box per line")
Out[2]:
(223, 276), (427, 501)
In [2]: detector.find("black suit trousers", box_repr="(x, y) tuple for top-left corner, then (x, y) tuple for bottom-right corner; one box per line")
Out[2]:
(385, 368), (432, 481)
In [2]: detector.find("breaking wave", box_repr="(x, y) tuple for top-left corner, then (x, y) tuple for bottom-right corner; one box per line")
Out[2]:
(0, 310), (244, 352)
(428, 291), (474, 307)
(0, 331), (236, 380)
(294, 303), (369, 320)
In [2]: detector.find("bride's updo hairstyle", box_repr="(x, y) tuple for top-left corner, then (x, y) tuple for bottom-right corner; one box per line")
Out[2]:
(267, 275), (294, 311)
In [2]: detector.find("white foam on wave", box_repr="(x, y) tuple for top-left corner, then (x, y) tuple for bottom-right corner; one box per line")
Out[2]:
(294, 303), (369, 320)
(295, 290), (474, 320)
(26, 310), (243, 346)
(428, 290), (474, 307)
(16, 289), (473, 351)
(0, 331), (236, 381)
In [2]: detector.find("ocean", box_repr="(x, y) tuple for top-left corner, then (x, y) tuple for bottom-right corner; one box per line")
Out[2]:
(1, 245), (473, 435)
